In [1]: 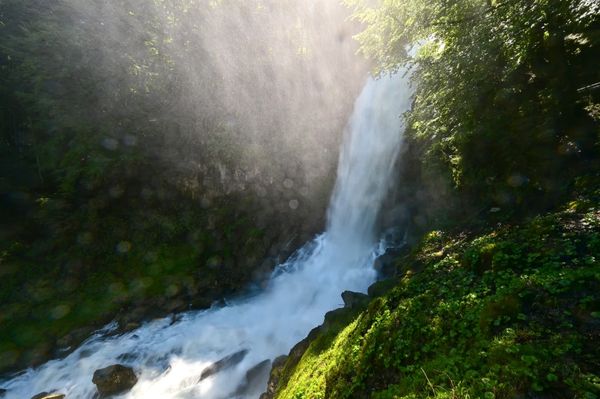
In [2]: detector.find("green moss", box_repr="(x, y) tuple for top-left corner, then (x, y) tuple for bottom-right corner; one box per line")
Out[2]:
(0, 202), (270, 373)
(274, 202), (600, 399)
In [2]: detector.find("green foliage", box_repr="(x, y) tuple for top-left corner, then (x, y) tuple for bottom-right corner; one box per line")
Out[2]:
(346, 0), (600, 215)
(0, 0), (345, 374)
(274, 199), (600, 398)
(0, 190), (275, 371)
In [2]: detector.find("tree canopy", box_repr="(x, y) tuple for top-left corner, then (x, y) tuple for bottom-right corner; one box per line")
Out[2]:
(346, 0), (599, 218)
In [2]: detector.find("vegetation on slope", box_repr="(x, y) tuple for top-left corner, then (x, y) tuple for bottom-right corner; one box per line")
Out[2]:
(272, 185), (600, 398)
(268, 1), (600, 397)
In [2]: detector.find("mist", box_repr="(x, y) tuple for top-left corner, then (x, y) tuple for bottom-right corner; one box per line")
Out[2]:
(57, 0), (368, 198)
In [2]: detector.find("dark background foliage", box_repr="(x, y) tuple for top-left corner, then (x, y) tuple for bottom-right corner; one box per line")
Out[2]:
(0, 0), (366, 373)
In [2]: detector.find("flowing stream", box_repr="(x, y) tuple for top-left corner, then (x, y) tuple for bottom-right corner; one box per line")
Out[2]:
(2, 70), (413, 399)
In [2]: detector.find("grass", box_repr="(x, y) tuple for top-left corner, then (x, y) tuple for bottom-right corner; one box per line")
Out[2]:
(274, 195), (600, 399)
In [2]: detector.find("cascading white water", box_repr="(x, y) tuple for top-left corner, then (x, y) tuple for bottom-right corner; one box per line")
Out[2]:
(1, 71), (413, 399)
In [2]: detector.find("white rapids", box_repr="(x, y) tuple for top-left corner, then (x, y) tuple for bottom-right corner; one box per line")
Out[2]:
(1, 70), (414, 399)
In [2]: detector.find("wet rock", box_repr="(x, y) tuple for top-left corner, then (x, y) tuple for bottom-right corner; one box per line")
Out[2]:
(115, 306), (151, 331)
(31, 393), (65, 399)
(291, 326), (321, 360)
(260, 356), (288, 399)
(116, 352), (139, 363)
(272, 355), (288, 369)
(246, 359), (272, 385)
(341, 291), (369, 309)
(189, 296), (213, 309)
(263, 324), (323, 398)
(54, 325), (97, 364)
(377, 244), (410, 275)
(56, 326), (94, 352)
(92, 364), (138, 397)
(234, 359), (272, 396)
(143, 352), (174, 374)
(164, 299), (186, 313)
(198, 349), (248, 381)
(121, 322), (141, 332)
(367, 278), (399, 298)
(373, 249), (402, 277)
(252, 258), (276, 287)
(0, 389), (6, 397)
(323, 308), (349, 326)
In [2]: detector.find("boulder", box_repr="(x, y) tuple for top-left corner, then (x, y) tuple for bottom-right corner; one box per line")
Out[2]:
(92, 364), (138, 397)
(198, 349), (248, 381)
(341, 291), (369, 309)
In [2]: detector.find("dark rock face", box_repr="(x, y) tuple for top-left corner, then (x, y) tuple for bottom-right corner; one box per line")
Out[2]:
(272, 355), (288, 370)
(260, 324), (325, 399)
(56, 326), (95, 353)
(234, 359), (272, 396)
(0, 388), (6, 397)
(373, 247), (406, 277)
(246, 359), (272, 380)
(367, 278), (399, 298)
(92, 364), (138, 397)
(341, 291), (369, 309)
(260, 355), (289, 399)
(198, 349), (248, 381)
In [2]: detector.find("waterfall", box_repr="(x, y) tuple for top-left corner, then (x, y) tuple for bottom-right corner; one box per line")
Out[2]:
(328, 72), (412, 255)
(1, 71), (413, 399)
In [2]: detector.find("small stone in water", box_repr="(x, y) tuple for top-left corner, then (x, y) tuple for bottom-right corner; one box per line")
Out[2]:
(92, 364), (138, 397)
(31, 393), (65, 399)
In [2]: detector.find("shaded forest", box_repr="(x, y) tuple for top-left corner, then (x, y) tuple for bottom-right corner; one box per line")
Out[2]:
(0, 0), (366, 373)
